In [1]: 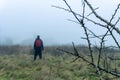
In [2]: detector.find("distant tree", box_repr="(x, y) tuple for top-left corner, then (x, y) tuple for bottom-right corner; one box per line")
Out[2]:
(53, 0), (120, 79)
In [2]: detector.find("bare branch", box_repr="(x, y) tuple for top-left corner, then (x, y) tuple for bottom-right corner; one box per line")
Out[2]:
(87, 7), (99, 17)
(67, 19), (107, 40)
(52, 5), (107, 28)
(56, 48), (90, 63)
(84, 0), (120, 34)
(56, 0), (120, 79)
(114, 17), (120, 26)
(72, 42), (79, 56)
(110, 3), (120, 23)
(71, 57), (80, 62)
(62, 0), (94, 63)
(95, 65), (103, 80)
(56, 48), (120, 77)
(97, 34), (105, 66)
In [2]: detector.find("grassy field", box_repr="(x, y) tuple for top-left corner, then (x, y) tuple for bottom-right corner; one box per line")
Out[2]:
(0, 53), (98, 80)
(0, 45), (120, 80)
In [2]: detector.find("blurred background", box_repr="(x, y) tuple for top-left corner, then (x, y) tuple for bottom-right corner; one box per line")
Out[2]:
(0, 0), (120, 46)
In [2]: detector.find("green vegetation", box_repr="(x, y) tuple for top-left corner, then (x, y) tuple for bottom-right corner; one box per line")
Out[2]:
(0, 45), (120, 80)
(0, 53), (97, 80)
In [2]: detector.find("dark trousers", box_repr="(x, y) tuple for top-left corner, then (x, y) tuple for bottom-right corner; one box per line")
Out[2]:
(34, 50), (42, 61)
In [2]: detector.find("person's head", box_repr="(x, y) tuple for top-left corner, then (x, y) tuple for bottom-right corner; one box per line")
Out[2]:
(37, 35), (40, 39)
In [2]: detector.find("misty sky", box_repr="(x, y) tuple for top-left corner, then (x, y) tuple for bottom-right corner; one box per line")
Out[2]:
(0, 0), (120, 46)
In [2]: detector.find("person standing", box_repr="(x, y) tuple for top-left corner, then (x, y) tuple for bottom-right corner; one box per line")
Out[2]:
(34, 35), (44, 61)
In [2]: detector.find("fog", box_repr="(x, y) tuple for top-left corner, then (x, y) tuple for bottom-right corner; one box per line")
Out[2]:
(0, 0), (120, 46)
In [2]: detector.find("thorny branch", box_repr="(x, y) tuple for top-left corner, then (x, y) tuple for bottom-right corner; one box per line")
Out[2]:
(62, 0), (94, 63)
(57, 48), (120, 77)
(84, 0), (120, 34)
(55, 0), (120, 79)
(97, 2), (120, 66)
(67, 19), (110, 40)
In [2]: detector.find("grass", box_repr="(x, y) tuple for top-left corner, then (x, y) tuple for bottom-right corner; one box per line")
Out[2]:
(0, 45), (120, 80)
(0, 52), (100, 80)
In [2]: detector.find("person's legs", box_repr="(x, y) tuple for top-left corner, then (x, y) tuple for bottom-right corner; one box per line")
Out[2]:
(38, 51), (42, 59)
(34, 51), (38, 61)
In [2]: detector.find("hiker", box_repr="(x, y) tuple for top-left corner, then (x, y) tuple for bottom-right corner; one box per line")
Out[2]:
(34, 35), (44, 61)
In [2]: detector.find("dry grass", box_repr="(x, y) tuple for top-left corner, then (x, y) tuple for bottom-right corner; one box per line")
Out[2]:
(0, 45), (120, 80)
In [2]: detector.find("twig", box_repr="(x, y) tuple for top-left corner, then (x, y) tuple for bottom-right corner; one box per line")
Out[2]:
(52, 5), (107, 28)
(84, 0), (120, 34)
(56, 48), (120, 77)
(62, 0), (94, 63)
(87, 7), (99, 17)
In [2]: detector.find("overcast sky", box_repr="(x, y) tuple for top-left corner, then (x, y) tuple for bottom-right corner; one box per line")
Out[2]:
(0, 0), (120, 46)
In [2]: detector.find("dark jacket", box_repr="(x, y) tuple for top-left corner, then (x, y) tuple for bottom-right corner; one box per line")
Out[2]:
(34, 38), (44, 51)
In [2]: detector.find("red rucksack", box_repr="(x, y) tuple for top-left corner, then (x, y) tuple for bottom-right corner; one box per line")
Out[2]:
(35, 39), (41, 47)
